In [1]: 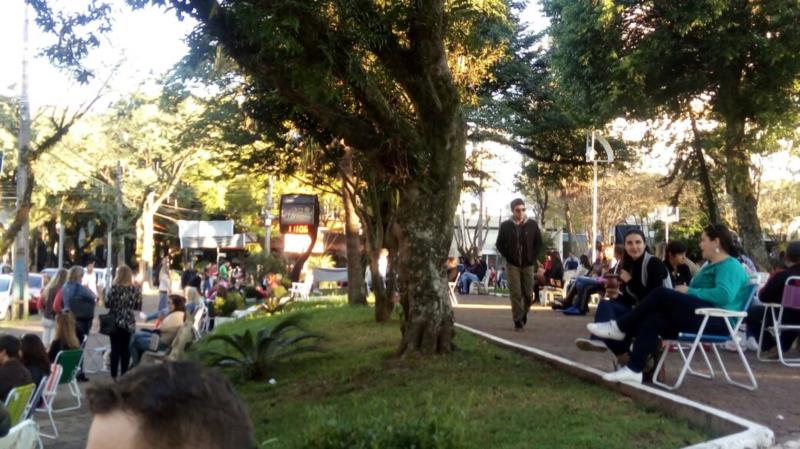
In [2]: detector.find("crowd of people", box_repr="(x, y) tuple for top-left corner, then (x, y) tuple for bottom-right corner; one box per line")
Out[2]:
(488, 196), (800, 385)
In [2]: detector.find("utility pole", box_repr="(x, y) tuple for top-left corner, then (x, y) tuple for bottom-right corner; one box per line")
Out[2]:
(115, 161), (125, 267)
(264, 177), (273, 255)
(58, 209), (64, 268)
(12, 2), (32, 320)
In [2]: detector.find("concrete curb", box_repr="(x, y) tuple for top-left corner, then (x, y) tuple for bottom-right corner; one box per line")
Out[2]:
(456, 323), (775, 449)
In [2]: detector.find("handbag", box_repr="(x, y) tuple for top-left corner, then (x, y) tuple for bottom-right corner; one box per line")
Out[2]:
(99, 313), (116, 335)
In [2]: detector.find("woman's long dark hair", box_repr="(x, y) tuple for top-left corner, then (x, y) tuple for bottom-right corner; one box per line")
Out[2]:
(703, 224), (739, 257)
(621, 229), (652, 271)
(21, 334), (51, 375)
(579, 254), (591, 270)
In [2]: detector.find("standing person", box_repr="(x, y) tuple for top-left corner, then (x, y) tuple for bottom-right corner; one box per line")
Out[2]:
(63, 265), (97, 381)
(180, 260), (198, 290)
(218, 260), (229, 281)
(105, 265), (142, 379)
(157, 256), (172, 316)
(41, 268), (68, 346)
(82, 258), (99, 298)
(495, 198), (542, 331)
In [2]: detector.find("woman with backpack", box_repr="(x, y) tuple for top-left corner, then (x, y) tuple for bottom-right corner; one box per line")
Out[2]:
(574, 229), (670, 368)
(61, 266), (97, 382)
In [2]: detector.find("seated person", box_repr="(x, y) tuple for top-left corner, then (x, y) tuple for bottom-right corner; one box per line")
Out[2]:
(576, 255), (592, 277)
(446, 258), (459, 283)
(564, 253), (580, 271)
(130, 295), (187, 367)
(0, 335), (33, 402)
(85, 361), (255, 449)
(544, 251), (564, 287)
(588, 224), (749, 384)
(458, 257), (487, 294)
(664, 240), (693, 287)
(745, 240), (800, 353)
(20, 334), (51, 388)
(553, 245), (625, 312)
(48, 313), (82, 361)
(570, 230), (668, 329)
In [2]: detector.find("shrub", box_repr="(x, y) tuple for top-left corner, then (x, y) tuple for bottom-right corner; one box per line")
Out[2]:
(214, 291), (246, 317)
(245, 252), (288, 281)
(202, 313), (322, 380)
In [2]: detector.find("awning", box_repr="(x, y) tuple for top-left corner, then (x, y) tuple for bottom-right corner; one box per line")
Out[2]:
(312, 267), (348, 283)
(180, 234), (250, 249)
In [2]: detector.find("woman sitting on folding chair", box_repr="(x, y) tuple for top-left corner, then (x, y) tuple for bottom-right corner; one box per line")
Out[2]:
(745, 240), (800, 355)
(587, 224), (750, 384)
(129, 295), (187, 368)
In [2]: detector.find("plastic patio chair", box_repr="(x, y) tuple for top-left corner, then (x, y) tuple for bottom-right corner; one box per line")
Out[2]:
(140, 321), (195, 365)
(3, 383), (36, 427)
(448, 272), (460, 306)
(52, 349), (83, 413)
(0, 419), (39, 449)
(757, 275), (800, 367)
(34, 364), (63, 439)
(652, 283), (760, 391)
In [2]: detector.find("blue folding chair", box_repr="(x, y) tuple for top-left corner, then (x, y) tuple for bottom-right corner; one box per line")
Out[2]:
(653, 283), (760, 391)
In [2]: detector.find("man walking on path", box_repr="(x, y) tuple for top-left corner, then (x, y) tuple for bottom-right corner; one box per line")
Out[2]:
(496, 198), (542, 331)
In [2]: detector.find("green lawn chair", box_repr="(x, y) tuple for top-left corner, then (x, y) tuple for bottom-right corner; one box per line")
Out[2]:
(52, 349), (83, 413)
(3, 383), (35, 427)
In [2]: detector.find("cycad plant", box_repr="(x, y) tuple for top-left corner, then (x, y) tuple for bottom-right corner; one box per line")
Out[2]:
(203, 314), (322, 380)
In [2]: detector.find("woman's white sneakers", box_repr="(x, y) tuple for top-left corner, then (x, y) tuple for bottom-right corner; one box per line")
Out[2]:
(602, 366), (643, 384)
(586, 321), (626, 341)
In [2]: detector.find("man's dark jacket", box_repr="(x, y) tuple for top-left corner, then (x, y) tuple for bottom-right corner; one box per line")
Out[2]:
(496, 218), (542, 268)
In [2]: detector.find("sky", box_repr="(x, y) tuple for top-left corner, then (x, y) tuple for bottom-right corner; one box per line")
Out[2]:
(0, 0), (796, 218)
(0, 0), (196, 110)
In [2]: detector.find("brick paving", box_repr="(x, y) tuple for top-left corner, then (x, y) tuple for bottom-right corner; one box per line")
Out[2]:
(454, 294), (800, 446)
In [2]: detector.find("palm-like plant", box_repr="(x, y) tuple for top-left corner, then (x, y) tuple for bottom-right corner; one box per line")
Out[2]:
(203, 314), (322, 380)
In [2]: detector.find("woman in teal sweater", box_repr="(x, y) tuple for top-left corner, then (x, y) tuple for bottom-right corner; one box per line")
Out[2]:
(587, 224), (750, 384)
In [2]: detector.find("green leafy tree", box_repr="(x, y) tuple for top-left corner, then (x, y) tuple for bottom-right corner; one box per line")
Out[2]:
(542, 0), (800, 268)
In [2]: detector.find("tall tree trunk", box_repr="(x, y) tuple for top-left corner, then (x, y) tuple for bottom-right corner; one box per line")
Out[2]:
(723, 118), (768, 269)
(340, 148), (367, 305)
(395, 119), (466, 355)
(562, 188), (574, 254)
(115, 161), (126, 268)
(690, 115), (721, 224)
(137, 192), (156, 287)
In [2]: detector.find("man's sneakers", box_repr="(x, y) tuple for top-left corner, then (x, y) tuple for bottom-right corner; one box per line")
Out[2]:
(563, 306), (585, 316)
(587, 321), (625, 341)
(575, 338), (608, 352)
(602, 366), (642, 384)
(513, 321), (524, 332)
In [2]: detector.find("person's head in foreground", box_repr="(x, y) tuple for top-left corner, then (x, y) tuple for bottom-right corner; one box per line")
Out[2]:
(85, 361), (255, 449)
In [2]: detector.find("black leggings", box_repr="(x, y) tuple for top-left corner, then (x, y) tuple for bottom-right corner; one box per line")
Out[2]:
(109, 329), (132, 378)
(616, 287), (728, 372)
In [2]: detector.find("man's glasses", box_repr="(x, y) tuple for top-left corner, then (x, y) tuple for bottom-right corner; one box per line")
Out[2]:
(514, 208), (526, 212)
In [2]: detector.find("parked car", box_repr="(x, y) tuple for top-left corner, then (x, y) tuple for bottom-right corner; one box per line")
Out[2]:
(0, 264), (12, 275)
(28, 273), (44, 314)
(40, 267), (59, 280)
(0, 273), (48, 319)
(0, 275), (12, 320)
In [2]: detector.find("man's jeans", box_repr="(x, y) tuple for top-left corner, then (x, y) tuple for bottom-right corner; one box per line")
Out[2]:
(507, 265), (535, 325)
(459, 272), (480, 293)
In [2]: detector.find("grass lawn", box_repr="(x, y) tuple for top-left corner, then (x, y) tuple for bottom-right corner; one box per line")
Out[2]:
(194, 302), (710, 449)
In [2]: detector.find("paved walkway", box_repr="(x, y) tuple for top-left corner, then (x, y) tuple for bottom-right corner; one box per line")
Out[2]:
(454, 294), (800, 446)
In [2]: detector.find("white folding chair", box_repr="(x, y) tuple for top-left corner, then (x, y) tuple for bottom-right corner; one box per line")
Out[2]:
(757, 275), (800, 367)
(35, 364), (63, 439)
(653, 283), (760, 391)
(289, 274), (313, 301)
(0, 420), (39, 449)
(448, 272), (460, 306)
